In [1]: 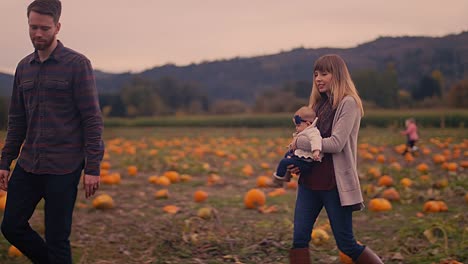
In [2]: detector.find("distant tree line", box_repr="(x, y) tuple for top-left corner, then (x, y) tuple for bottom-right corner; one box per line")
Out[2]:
(96, 69), (467, 119)
(0, 69), (467, 128)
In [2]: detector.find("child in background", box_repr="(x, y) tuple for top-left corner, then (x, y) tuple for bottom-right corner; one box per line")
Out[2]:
(273, 106), (322, 183)
(401, 117), (419, 154)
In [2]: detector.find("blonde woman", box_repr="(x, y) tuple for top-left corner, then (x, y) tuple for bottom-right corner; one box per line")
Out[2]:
(288, 54), (383, 263)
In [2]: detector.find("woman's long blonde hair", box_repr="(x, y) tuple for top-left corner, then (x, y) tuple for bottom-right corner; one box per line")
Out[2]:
(308, 54), (364, 116)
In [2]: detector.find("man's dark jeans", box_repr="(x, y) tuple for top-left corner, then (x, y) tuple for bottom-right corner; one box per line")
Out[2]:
(293, 184), (365, 261)
(1, 163), (82, 264)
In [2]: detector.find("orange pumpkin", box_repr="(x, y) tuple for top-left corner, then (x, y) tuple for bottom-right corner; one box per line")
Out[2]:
(368, 198), (392, 212)
(376, 154), (386, 164)
(244, 189), (266, 209)
(242, 164), (254, 176)
(446, 162), (458, 172)
(286, 180), (298, 189)
(0, 194), (7, 211)
(163, 205), (180, 214)
(423, 200), (448, 213)
(155, 189), (169, 199)
(193, 190), (208, 203)
(460, 160), (468, 169)
(101, 172), (121, 185)
(339, 250), (353, 264)
(382, 188), (400, 201)
(268, 188), (287, 197)
(156, 176), (171, 186)
(311, 228), (330, 245)
(8, 245), (23, 257)
(378, 175), (394, 187)
(92, 194), (114, 209)
(416, 163), (429, 173)
(100, 161), (111, 170)
(400, 178), (413, 188)
(256, 176), (272, 187)
(163, 171), (180, 183)
(127, 165), (138, 176)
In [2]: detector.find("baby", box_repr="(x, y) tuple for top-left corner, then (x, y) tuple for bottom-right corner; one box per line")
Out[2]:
(273, 106), (322, 183)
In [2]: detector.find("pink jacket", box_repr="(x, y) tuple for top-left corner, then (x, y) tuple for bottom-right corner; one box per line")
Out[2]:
(403, 123), (419, 141)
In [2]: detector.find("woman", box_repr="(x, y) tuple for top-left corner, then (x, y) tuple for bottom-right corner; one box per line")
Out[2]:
(288, 54), (383, 263)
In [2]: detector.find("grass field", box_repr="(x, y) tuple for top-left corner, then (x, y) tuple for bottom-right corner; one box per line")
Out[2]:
(0, 127), (467, 264)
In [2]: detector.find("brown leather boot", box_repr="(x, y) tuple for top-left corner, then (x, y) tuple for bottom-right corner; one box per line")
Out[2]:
(355, 246), (384, 264)
(289, 248), (310, 264)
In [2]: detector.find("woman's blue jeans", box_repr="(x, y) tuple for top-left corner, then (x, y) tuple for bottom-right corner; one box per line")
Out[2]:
(293, 184), (365, 260)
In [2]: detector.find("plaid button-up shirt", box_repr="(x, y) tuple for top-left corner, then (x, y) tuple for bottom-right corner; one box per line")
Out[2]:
(0, 41), (104, 176)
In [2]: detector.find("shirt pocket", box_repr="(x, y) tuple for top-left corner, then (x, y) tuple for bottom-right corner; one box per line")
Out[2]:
(45, 79), (72, 109)
(20, 80), (36, 111)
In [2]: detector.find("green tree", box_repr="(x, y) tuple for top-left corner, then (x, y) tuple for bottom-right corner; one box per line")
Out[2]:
(446, 79), (468, 108)
(412, 74), (442, 101)
(353, 65), (399, 108)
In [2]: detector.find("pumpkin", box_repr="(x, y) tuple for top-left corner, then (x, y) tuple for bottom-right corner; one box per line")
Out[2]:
(416, 163), (429, 173)
(155, 189), (169, 199)
(180, 174), (193, 182)
(377, 175), (393, 187)
(376, 154), (386, 164)
(423, 200), (448, 213)
(382, 188), (400, 201)
(127, 165), (138, 176)
(156, 176), (171, 186)
(404, 153), (414, 163)
(460, 160), (468, 169)
(0, 194), (7, 211)
(286, 180), (298, 189)
(400, 178), (413, 188)
(446, 162), (458, 172)
(8, 245), (23, 257)
(148, 175), (159, 184)
(92, 194), (114, 209)
(101, 172), (121, 185)
(242, 164), (254, 176)
(339, 241), (362, 263)
(197, 207), (213, 219)
(163, 171), (180, 183)
(389, 162), (402, 171)
(311, 228), (330, 245)
(339, 250), (353, 264)
(268, 188), (286, 197)
(163, 205), (180, 214)
(193, 190), (208, 203)
(368, 167), (381, 178)
(100, 161), (111, 170)
(244, 189), (266, 209)
(368, 198), (392, 212)
(432, 154), (446, 164)
(207, 174), (223, 186)
(256, 176), (271, 188)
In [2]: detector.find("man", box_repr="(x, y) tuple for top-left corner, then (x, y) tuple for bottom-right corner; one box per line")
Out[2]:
(0, 0), (104, 263)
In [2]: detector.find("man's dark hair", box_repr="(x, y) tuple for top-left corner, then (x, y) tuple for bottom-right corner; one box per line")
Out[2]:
(27, 0), (62, 23)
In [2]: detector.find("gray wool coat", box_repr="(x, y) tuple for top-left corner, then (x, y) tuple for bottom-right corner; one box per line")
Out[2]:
(296, 96), (364, 208)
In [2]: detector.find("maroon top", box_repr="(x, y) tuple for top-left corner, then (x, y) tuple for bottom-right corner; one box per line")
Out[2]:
(299, 94), (336, 190)
(0, 41), (104, 176)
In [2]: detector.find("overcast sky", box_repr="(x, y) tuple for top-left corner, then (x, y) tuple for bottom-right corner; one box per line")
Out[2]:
(0, 0), (466, 74)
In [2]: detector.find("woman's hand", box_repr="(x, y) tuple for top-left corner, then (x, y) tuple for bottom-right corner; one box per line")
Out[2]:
(287, 164), (300, 176)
